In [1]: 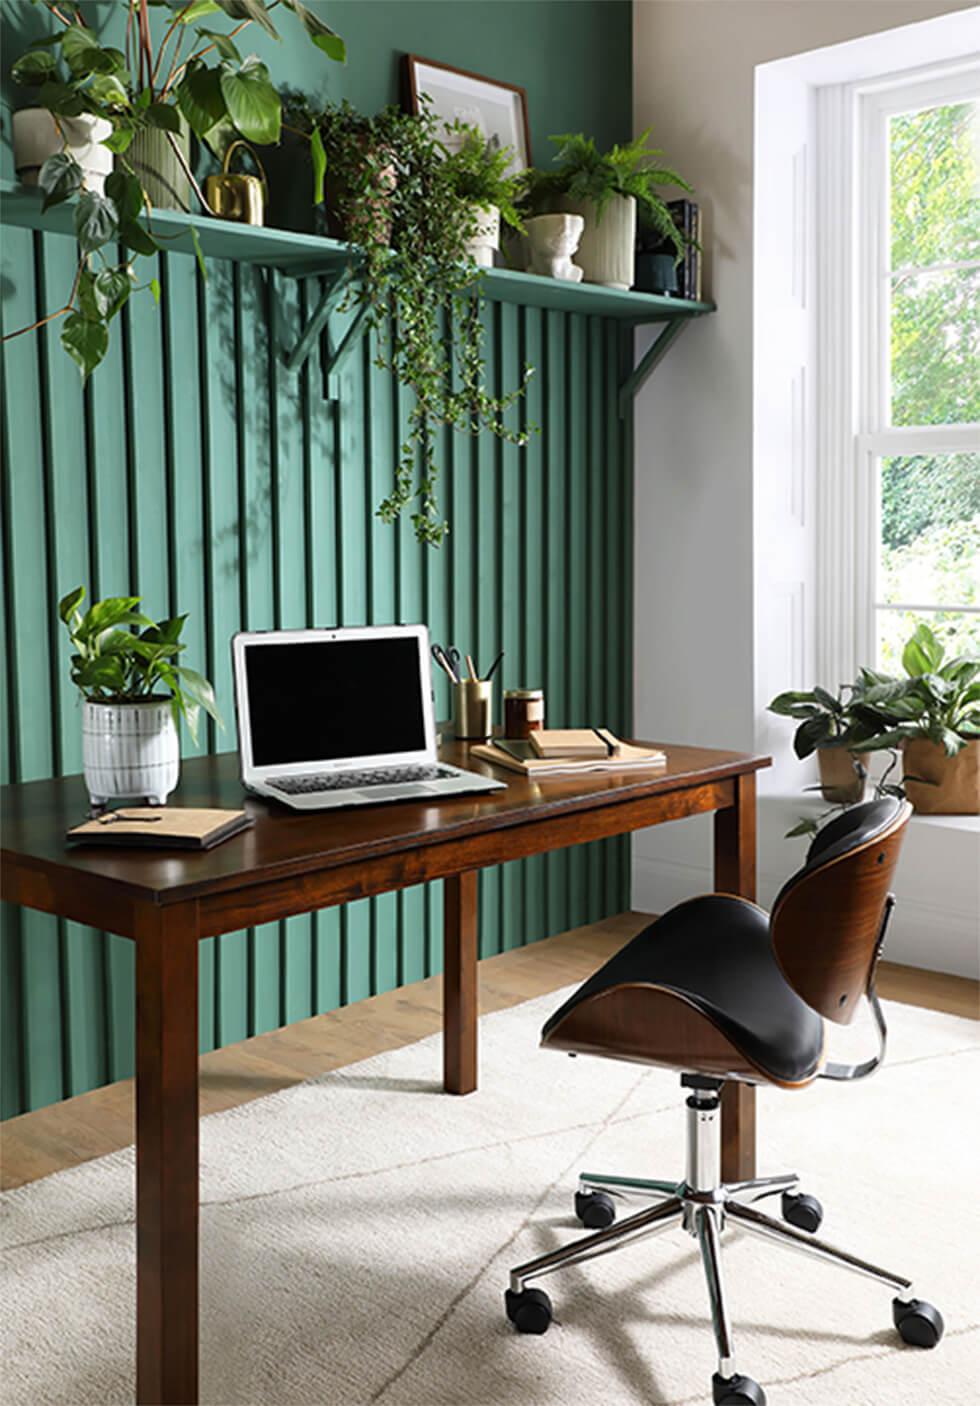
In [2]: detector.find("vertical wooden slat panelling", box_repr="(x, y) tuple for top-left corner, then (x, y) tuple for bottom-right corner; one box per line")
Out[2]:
(0, 235), (632, 1118)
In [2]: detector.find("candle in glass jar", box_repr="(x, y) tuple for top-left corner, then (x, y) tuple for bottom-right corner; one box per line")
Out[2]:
(504, 688), (545, 738)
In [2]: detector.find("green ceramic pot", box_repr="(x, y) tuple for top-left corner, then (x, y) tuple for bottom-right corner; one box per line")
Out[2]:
(127, 118), (191, 211)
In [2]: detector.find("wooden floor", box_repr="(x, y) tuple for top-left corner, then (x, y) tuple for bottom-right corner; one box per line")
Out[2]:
(2, 912), (976, 1192)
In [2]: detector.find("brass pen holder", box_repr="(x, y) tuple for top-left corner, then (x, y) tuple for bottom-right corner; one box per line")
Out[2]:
(206, 140), (266, 227)
(453, 680), (493, 741)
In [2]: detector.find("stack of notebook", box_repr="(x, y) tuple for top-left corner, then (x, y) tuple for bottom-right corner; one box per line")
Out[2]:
(472, 729), (666, 776)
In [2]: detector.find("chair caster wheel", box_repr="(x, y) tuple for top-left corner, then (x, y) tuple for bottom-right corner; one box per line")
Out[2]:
(893, 1297), (944, 1348)
(781, 1191), (823, 1233)
(575, 1189), (616, 1229)
(712, 1371), (766, 1405)
(505, 1286), (553, 1334)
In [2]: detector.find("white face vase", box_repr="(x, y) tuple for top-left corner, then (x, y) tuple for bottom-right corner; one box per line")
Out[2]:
(526, 214), (586, 282)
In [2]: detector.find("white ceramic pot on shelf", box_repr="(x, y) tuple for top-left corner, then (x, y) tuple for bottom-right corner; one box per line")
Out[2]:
(525, 213), (585, 281)
(82, 700), (180, 809)
(559, 193), (637, 289)
(463, 204), (500, 267)
(12, 109), (113, 194)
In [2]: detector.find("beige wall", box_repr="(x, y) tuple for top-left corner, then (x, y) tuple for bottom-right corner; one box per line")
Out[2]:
(630, 0), (977, 931)
(631, 0), (975, 753)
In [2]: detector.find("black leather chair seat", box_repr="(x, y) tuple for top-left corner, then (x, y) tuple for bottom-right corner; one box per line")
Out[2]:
(542, 897), (825, 1084)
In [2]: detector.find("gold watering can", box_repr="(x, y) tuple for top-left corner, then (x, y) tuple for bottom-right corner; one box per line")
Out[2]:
(205, 140), (266, 226)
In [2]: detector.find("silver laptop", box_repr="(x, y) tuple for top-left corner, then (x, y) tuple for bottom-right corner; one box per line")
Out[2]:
(232, 625), (505, 811)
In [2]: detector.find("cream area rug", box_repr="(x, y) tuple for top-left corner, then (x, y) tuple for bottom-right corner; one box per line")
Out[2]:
(2, 989), (978, 1406)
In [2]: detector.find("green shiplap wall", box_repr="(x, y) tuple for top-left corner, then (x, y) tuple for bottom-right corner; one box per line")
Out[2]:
(0, 228), (632, 1118)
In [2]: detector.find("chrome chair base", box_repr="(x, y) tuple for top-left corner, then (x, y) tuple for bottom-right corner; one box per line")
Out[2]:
(506, 1087), (940, 1405)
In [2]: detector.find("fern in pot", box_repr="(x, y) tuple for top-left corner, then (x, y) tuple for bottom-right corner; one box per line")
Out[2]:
(441, 124), (524, 267)
(518, 130), (692, 290)
(59, 587), (221, 810)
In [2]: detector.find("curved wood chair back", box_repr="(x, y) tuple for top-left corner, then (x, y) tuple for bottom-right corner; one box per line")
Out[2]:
(769, 797), (912, 1024)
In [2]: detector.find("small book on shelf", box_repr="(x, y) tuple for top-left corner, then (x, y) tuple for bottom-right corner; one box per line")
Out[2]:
(67, 807), (253, 850)
(529, 727), (622, 759)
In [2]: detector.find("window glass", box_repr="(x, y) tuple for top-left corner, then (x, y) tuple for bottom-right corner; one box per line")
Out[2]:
(889, 101), (980, 426)
(877, 452), (980, 668)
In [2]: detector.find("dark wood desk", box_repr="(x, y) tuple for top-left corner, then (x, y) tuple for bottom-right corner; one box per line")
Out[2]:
(1, 740), (769, 1405)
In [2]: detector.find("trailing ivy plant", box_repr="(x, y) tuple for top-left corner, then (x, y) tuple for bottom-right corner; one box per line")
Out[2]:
(517, 129), (693, 258)
(4, 0), (345, 379)
(287, 96), (534, 544)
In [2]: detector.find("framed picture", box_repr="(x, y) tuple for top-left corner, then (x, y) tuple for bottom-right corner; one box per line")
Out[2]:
(403, 55), (531, 175)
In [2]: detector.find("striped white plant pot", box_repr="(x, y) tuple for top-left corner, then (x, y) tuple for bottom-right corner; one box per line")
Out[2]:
(82, 700), (180, 809)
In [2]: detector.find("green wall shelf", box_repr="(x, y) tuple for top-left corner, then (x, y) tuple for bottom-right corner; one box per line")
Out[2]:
(0, 180), (714, 409)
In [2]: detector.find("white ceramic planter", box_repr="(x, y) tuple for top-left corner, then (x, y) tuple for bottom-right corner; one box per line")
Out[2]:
(12, 109), (113, 195)
(525, 213), (585, 282)
(559, 193), (637, 289)
(82, 700), (180, 808)
(463, 204), (500, 267)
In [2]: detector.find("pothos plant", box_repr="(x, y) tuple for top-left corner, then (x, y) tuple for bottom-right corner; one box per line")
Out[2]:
(288, 96), (534, 545)
(58, 585), (221, 743)
(4, 0), (345, 379)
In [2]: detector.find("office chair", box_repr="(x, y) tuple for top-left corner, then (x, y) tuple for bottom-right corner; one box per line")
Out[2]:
(503, 797), (943, 1405)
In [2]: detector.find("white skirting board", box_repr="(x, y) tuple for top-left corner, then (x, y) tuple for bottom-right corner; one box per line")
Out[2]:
(631, 796), (979, 980)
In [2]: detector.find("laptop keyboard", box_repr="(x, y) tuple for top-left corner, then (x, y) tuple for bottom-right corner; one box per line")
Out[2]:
(268, 765), (455, 796)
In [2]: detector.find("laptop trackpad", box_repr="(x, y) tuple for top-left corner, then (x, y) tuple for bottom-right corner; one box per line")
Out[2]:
(359, 784), (441, 801)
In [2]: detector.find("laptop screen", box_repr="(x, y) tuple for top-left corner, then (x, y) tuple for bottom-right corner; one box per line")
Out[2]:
(243, 636), (428, 768)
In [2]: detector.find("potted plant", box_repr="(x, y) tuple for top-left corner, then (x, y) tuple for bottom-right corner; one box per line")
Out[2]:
(850, 625), (980, 815)
(5, 0), (345, 379)
(517, 130), (692, 289)
(276, 97), (534, 544)
(441, 125), (524, 267)
(767, 686), (874, 804)
(59, 586), (221, 810)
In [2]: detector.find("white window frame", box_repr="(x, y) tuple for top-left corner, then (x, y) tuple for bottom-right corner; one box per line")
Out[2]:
(816, 58), (980, 688)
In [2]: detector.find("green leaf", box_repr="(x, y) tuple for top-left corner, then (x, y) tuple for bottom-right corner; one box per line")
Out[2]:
(145, 102), (184, 133)
(149, 277), (162, 304)
(101, 125), (135, 154)
(218, 54), (280, 144)
(119, 219), (159, 256)
(74, 597), (145, 643)
(196, 27), (242, 61)
(279, 0), (346, 61)
(767, 690), (819, 717)
(93, 268), (133, 321)
(310, 123), (327, 205)
(106, 169), (144, 223)
(902, 623), (944, 677)
(58, 585), (85, 623)
(141, 614), (188, 645)
(74, 191), (119, 254)
(174, 665), (223, 725)
(59, 24), (100, 76)
(178, 0), (222, 20)
(785, 818), (819, 839)
(793, 714), (833, 759)
(61, 312), (109, 381)
(812, 686), (841, 712)
(176, 61), (226, 139)
(87, 74), (131, 109)
(11, 49), (58, 85)
(37, 152), (83, 212)
(213, 0), (280, 40)
(33, 80), (86, 117)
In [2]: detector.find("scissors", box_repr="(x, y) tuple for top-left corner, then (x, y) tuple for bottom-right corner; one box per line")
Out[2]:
(431, 642), (461, 684)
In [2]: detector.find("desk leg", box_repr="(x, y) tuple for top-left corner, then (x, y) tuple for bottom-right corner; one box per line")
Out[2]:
(135, 903), (200, 1405)
(714, 772), (758, 1183)
(444, 871), (478, 1094)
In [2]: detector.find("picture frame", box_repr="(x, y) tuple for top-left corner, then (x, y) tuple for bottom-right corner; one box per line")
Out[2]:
(403, 54), (531, 175)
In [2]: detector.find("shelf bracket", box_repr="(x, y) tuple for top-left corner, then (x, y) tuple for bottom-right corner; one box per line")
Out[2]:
(283, 265), (354, 374)
(618, 318), (689, 417)
(321, 301), (369, 401)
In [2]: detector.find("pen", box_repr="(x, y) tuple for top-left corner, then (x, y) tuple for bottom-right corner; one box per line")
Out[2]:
(466, 653), (478, 682)
(484, 649), (505, 682)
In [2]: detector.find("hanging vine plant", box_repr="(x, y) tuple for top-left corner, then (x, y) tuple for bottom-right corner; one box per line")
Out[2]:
(285, 96), (534, 545)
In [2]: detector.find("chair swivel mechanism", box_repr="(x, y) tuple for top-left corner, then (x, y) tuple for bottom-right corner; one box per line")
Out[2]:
(503, 797), (943, 1405)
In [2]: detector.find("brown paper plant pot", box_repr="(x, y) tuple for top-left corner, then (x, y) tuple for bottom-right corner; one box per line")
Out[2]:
(816, 747), (869, 804)
(903, 738), (980, 815)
